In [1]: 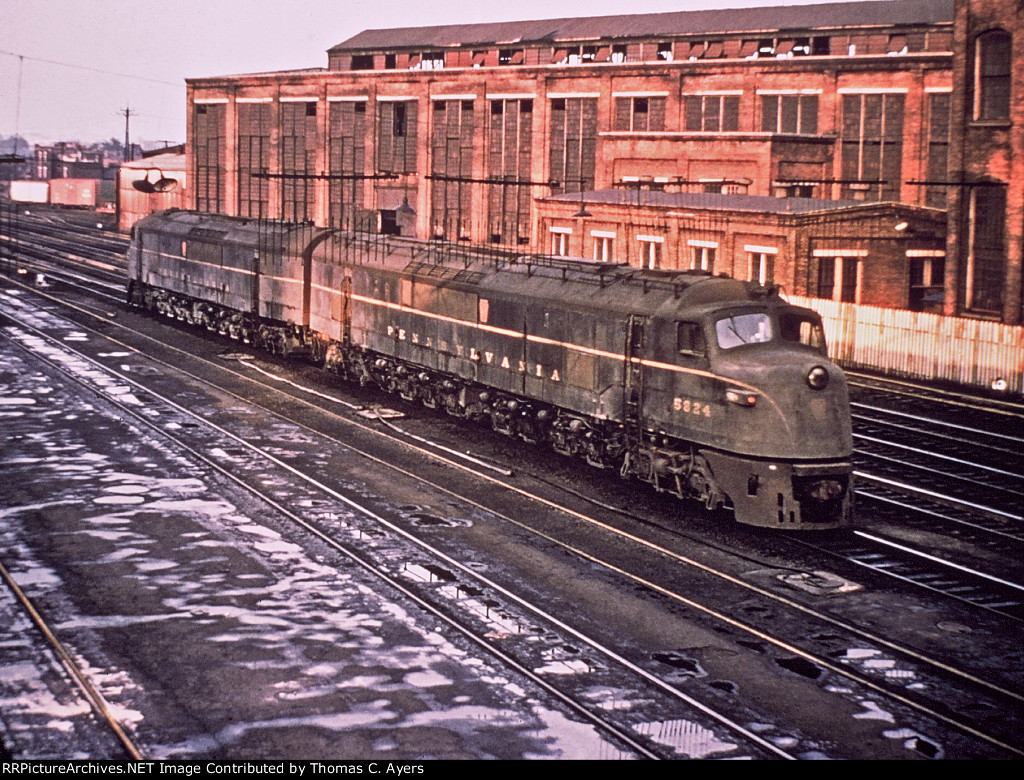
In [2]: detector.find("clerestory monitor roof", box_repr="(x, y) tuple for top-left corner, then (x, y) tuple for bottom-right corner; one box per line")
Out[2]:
(329, 0), (953, 53)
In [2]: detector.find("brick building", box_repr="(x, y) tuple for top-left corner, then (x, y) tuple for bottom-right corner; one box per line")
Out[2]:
(34, 142), (105, 180)
(946, 0), (1023, 325)
(185, 0), (1011, 318)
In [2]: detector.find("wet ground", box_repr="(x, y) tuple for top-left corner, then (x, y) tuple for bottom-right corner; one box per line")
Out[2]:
(2, 285), (1018, 761)
(0, 332), (627, 759)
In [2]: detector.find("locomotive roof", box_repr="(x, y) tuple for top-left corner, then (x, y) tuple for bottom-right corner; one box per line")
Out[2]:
(398, 247), (768, 319)
(136, 209), (321, 251)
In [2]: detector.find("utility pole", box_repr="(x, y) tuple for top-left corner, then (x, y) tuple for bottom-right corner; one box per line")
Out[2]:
(122, 105), (133, 162)
(12, 55), (24, 156)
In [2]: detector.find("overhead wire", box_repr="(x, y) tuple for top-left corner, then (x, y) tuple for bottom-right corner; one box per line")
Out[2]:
(0, 49), (181, 87)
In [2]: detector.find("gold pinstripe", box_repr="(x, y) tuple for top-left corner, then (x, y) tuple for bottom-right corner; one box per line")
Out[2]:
(144, 250), (777, 404)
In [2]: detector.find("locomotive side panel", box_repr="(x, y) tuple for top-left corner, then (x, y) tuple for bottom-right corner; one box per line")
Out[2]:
(523, 302), (568, 409)
(594, 316), (628, 421)
(309, 261), (344, 343)
(642, 317), (724, 444)
(258, 251), (305, 326)
(217, 241), (257, 314)
(349, 266), (396, 355)
(473, 293), (527, 397)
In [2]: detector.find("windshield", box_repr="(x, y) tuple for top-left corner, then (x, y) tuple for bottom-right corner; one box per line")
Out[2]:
(715, 312), (773, 349)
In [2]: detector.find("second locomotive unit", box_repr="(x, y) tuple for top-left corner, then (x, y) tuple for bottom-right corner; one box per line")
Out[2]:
(127, 210), (853, 529)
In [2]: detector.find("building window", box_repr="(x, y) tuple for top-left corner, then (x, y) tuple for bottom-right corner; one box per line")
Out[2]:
(350, 54), (374, 70)
(841, 93), (904, 201)
(966, 185), (1006, 313)
(280, 101), (318, 222)
(377, 101), (418, 174)
(746, 248), (776, 285)
(925, 92), (950, 208)
(558, 45), (605, 65)
(393, 103), (406, 137)
(431, 99), (474, 240)
(329, 101), (366, 230)
(498, 49), (524, 65)
(193, 102), (225, 214)
(638, 236), (663, 269)
(657, 42), (673, 61)
(888, 35), (909, 55)
(487, 98), (533, 246)
(685, 95), (740, 132)
(549, 228), (570, 256)
(760, 94), (818, 134)
(416, 52), (445, 70)
(817, 256), (860, 302)
(611, 44), (628, 63)
(689, 242), (716, 272)
(237, 102), (271, 219)
(614, 96), (666, 132)
(973, 30), (1011, 121)
(550, 97), (597, 193)
(791, 37), (830, 56)
(908, 251), (945, 312)
(592, 232), (615, 262)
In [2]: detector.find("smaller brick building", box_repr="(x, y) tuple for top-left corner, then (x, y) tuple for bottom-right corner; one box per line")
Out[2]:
(536, 189), (946, 311)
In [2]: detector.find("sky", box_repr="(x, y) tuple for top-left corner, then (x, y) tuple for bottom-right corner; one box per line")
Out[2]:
(2, 0), (842, 148)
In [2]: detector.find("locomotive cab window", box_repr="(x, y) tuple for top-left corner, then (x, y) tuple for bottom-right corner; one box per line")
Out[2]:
(715, 312), (773, 349)
(779, 312), (827, 354)
(677, 321), (706, 357)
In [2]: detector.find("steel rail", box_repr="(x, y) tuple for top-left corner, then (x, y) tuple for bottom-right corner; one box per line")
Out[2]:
(0, 558), (144, 760)
(7, 276), (1024, 756)
(854, 432), (1024, 482)
(2, 311), (792, 760)
(851, 402), (1024, 448)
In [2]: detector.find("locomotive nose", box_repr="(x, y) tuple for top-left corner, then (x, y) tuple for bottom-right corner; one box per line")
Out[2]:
(718, 350), (851, 459)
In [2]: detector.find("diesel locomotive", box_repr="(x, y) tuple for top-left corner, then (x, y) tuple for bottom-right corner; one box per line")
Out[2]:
(127, 210), (853, 529)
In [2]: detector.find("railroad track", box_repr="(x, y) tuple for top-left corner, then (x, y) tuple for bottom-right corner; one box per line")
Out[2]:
(0, 290), (798, 760)
(2, 207), (129, 261)
(0, 557), (144, 759)
(791, 530), (1024, 621)
(3, 279), (1022, 758)
(843, 375), (1024, 589)
(848, 372), (1024, 418)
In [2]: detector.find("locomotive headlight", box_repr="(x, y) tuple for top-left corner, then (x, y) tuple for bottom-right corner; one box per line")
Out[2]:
(806, 365), (830, 390)
(725, 389), (758, 407)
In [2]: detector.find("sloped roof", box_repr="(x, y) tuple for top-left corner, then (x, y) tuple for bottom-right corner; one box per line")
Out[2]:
(545, 189), (936, 216)
(122, 152), (186, 171)
(330, 0), (952, 52)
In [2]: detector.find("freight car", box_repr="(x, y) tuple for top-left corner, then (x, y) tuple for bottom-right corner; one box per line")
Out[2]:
(128, 210), (853, 529)
(9, 180), (49, 204)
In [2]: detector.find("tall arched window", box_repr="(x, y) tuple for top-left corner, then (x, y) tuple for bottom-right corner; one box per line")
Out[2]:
(973, 30), (1012, 121)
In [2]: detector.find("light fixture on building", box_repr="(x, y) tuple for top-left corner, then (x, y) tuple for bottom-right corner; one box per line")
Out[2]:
(894, 220), (909, 232)
(133, 169), (178, 193)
